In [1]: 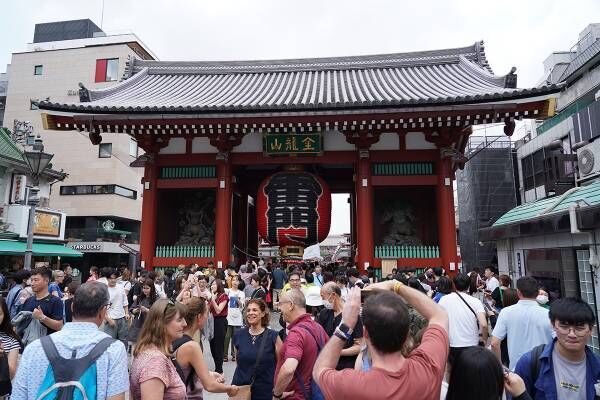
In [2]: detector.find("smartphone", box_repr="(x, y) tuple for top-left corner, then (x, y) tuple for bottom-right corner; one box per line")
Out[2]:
(361, 289), (385, 303)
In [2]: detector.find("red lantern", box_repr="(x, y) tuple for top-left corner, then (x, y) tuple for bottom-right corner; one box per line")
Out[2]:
(257, 170), (331, 256)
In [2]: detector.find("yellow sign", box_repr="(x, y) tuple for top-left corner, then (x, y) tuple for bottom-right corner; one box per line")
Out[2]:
(33, 210), (62, 237)
(264, 133), (322, 155)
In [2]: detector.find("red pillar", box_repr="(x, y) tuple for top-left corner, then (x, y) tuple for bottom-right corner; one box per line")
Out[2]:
(140, 162), (158, 269)
(436, 156), (458, 273)
(215, 158), (232, 268)
(355, 155), (374, 272)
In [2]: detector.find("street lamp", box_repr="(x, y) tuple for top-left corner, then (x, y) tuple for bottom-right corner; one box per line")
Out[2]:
(23, 136), (53, 270)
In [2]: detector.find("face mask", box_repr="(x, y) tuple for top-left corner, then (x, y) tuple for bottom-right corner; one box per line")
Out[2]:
(536, 295), (549, 305)
(322, 299), (334, 309)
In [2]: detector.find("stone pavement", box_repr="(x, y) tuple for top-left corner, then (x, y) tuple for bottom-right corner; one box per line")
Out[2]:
(203, 310), (282, 400)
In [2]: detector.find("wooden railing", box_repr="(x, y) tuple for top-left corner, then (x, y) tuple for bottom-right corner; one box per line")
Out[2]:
(375, 245), (440, 259)
(155, 245), (215, 258)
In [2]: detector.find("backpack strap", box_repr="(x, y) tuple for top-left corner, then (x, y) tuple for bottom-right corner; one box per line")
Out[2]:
(41, 336), (115, 381)
(291, 324), (325, 399)
(171, 335), (196, 389)
(529, 343), (546, 393)
(294, 324), (325, 350)
(8, 287), (23, 310)
(40, 336), (115, 400)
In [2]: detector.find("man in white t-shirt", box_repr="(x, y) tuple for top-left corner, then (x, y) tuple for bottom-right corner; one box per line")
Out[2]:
(484, 267), (500, 292)
(102, 268), (130, 346)
(439, 272), (488, 364)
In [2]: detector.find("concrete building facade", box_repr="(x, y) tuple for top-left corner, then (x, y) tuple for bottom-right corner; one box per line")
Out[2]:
(483, 23), (600, 352)
(3, 20), (156, 273)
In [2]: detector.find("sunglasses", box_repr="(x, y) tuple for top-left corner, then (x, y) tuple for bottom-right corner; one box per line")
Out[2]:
(163, 300), (175, 318)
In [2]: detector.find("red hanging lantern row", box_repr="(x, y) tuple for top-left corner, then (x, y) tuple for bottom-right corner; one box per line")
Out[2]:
(256, 170), (331, 256)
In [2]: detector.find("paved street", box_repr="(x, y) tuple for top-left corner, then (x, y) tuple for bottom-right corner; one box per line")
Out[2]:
(203, 311), (282, 399)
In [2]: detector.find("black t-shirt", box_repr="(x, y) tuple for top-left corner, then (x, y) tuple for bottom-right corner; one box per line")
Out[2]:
(64, 298), (73, 323)
(128, 281), (142, 305)
(491, 287), (503, 308)
(316, 308), (363, 370)
(22, 294), (64, 334)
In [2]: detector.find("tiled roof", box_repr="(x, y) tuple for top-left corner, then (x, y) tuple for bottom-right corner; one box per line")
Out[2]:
(492, 180), (600, 227)
(0, 128), (26, 163)
(38, 42), (560, 114)
(0, 128), (66, 180)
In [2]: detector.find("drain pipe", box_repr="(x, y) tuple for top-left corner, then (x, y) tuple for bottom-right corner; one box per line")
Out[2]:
(569, 204), (599, 268)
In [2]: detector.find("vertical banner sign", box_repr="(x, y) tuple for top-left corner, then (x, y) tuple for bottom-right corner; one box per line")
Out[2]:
(11, 174), (26, 203)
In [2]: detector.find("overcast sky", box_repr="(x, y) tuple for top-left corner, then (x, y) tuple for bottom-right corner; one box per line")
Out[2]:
(1, 0), (599, 234)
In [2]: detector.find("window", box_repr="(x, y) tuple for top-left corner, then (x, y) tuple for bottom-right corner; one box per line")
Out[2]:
(34, 65), (43, 75)
(95, 58), (119, 82)
(532, 149), (545, 188)
(129, 139), (138, 157)
(98, 143), (112, 158)
(60, 184), (137, 199)
(522, 155), (534, 191)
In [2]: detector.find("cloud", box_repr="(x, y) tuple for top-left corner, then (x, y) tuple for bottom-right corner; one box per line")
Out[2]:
(3, 0), (599, 88)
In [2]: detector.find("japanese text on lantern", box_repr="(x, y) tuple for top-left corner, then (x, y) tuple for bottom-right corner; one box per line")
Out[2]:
(264, 133), (322, 155)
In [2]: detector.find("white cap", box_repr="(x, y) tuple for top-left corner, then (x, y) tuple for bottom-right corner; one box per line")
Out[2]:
(305, 286), (323, 307)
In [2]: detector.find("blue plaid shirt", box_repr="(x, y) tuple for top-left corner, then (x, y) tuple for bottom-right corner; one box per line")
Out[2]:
(11, 322), (129, 400)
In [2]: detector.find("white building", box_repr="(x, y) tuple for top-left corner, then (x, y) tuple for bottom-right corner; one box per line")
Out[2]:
(2, 19), (157, 274)
(483, 23), (600, 351)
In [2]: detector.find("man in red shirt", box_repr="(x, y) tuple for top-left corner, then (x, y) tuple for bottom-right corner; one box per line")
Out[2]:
(273, 289), (328, 400)
(313, 282), (449, 400)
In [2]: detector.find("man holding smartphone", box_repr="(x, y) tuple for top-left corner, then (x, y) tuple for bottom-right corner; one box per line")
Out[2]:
(313, 281), (449, 400)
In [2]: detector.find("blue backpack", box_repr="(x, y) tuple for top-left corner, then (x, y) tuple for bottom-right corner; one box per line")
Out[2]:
(294, 325), (326, 400)
(35, 336), (115, 400)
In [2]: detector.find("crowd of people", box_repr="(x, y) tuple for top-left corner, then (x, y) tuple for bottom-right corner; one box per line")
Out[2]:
(0, 261), (599, 399)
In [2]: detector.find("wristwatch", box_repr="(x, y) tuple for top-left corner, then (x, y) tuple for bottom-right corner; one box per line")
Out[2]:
(272, 391), (283, 399)
(337, 322), (353, 336)
(334, 329), (350, 341)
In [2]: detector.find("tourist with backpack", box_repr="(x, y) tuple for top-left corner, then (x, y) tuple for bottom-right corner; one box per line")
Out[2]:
(10, 282), (129, 400)
(514, 297), (600, 400)
(130, 299), (187, 400)
(273, 289), (328, 400)
(172, 297), (239, 399)
(5, 270), (30, 319)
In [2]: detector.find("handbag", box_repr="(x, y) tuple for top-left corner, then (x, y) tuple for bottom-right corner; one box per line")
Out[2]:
(0, 351), (11, 396)
(229, 329), (269, 400)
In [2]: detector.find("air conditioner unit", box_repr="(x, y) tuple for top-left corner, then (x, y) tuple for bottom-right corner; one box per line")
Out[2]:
(577, 140), (600, 181)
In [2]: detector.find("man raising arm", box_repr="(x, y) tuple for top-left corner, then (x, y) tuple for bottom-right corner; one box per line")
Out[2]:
(313, 280), (449, 400)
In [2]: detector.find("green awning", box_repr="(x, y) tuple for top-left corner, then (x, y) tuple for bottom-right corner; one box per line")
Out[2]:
(0, 240), (83, 257)
(493, 180), (600, 227)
